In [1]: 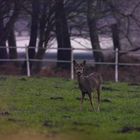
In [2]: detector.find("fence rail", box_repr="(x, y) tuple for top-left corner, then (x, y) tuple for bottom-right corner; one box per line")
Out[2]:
(0, 46), (140, 82)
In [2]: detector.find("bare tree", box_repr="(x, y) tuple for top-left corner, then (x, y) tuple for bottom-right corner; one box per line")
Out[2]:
(28, 0), (40, 65)
(21, 0), (55, 74)
(0, 18), (8, 63)
(33, 0), (55, 73)
(87, 0), (104, 64)
(8, 28), (17, 60)
(106, 0), (140, 50)
(0, 0), (22, 64)
(22, 0), (40, 74)
(55, 0), (71, 70)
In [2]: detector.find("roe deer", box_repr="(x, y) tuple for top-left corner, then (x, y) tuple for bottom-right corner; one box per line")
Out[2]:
(73, 60), (102, 111)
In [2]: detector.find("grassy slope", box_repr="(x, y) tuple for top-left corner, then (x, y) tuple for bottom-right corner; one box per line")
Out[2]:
(0, 76), (139, 140)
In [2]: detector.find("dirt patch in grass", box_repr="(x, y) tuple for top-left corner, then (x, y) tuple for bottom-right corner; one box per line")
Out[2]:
(43, 120), (56, 128)
(50, 96), (64, 100)
(102, 86), (120, 92)
(119, 126), (140, 133)
(0, 111), (10, 116)
(128, 83), (140, 86)
(73, 121), (92, 126)
(62, 115), (71, 119)
(0, 133), (63, 140)
(7, 118), (25, 124)
(0, 134), (46, 140)
(0, 132), (90, 140)
(127, 90), (138, 93)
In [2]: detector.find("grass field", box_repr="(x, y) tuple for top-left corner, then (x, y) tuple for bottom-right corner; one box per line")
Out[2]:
(0, 76), (140, 140)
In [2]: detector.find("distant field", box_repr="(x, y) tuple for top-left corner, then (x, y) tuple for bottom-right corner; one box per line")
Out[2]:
(0, 76), (139, 140)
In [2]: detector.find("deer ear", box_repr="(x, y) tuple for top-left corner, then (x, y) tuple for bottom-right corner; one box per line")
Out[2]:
(83, 60), (86, 65)
(73, 60), (77, 65)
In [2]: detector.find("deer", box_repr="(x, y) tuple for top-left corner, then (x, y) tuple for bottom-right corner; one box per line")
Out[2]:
(73, 60), (102, 112)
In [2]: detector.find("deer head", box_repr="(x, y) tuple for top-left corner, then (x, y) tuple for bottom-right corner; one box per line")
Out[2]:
(73, 60), (86, 76)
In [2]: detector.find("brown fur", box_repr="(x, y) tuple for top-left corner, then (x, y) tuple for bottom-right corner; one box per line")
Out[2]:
(73, 60), (102, 111)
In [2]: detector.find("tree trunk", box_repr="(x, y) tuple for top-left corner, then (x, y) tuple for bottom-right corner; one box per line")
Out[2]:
(0, 1), (20, 65)
(87, 0), (104, 64)
(8, 28), (17, 59)
(32, 0), (55, 74)
(111, 24), (121, 50)
(1, 1), (20, 42)
(0, 19), (8, 64)
(28, 0), (40, 60)
(28, 0), (40, 72)
(32, 0), (47, 74)
(8, 27), (18, 66)
(22, 0), (40, 74)
(111, 23), (121, 70)
(55, 0), (71, 70)
(32, 48), (46, 74)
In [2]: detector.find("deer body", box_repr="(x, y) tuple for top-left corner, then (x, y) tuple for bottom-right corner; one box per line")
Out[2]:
(73, 60), (102, 111)
(78, 73), (101, 93)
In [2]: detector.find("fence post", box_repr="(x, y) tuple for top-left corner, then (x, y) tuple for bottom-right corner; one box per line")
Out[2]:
(71, 48), (74, 80)
(115, 48), (119, 82)
(25, 46), (31, 77)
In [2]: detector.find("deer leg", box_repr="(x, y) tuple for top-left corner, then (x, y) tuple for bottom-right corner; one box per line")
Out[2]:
(80, 92), (85, 111)
(97, 88), (101, 112)
(88, 93), (95, 111)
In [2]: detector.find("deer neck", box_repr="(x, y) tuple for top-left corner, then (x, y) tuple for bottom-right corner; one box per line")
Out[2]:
(77, 74), (85, 85)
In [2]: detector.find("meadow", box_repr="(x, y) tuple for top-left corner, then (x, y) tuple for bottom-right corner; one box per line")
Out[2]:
(0, 76), (139, 140)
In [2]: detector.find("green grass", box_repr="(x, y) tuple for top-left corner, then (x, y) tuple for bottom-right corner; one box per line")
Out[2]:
(0, 76), (140, 140)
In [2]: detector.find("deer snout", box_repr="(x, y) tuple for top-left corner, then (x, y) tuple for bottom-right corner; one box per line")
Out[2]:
(76, 71), (82, 76)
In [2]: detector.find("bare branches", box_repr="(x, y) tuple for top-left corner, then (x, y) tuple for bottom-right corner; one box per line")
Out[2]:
(104, 0), (140, 49)
(131, 0), (140, 15)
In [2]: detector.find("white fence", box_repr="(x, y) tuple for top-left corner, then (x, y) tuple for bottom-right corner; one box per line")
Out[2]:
(0, 46), (140, 82)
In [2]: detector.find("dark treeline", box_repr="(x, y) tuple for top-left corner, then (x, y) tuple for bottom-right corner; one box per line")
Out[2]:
(0, 0), (140, 74)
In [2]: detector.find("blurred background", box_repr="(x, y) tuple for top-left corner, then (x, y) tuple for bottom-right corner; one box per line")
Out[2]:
(0, 0), (140, 82)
